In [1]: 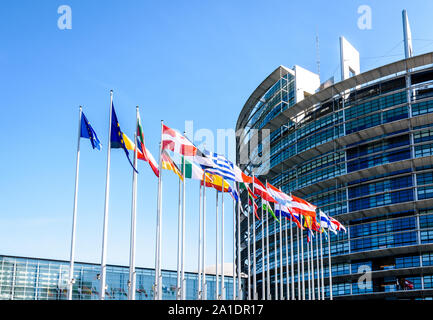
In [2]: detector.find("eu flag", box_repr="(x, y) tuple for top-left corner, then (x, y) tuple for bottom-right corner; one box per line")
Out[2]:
(80, 112), (102, 150)
(110, 103), (138, 173)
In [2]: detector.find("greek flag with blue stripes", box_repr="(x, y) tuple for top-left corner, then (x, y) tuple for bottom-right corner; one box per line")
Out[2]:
(201, 150), (236, 182)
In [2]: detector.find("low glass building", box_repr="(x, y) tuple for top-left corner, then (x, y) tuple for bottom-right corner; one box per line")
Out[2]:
(236, 52), (433, 300)
(0, 255), (242, 300)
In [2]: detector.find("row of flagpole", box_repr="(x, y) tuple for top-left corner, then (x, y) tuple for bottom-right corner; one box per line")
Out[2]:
(68, 90), (345, 301)
(241, 185), (344, 300)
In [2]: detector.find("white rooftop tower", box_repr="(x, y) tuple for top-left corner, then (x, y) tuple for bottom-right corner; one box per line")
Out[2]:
(339, 36), (360, 81)
(402, 9), (413, 59)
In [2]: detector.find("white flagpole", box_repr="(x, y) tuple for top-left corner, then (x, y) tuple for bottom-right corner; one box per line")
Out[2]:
(215, 190), (220, 300)
(198, 183), (203, 300)
(202, 171), (207, 300)
(316, 230), (320, 300)
(68, 106), (82, 300)
(328, 233), (333, 300)
(278, 209), (283, 300)
(300, 215), (305, 300)
(261, 202), (265, 300)
(251, 178), (257, 300)
(273, 207), (278, 300)
(154, 120), (164, 300)
(290, 218), (295, 300)
(296, 223), (300, 300)
(311, 232), (315, 300)
(284, 214), (290, 300)
(247, 201), (251, 300)
(252, 202), (257, 300)
(100, 91), (113, 300)
(176, 175), (182, 300)
(236, 183), (242, 300)
(232, 196), (236, 300)
(128, 117), (139, 300)
(307, 234), (311, 300)
(221, 189), (225, 300)
(266, 201), (271, 300)
(320, 232), (325, 300)
(181, 148), (187, 300)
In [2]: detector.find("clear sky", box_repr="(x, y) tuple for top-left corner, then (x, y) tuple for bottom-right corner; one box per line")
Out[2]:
(1, 0), (433, 272)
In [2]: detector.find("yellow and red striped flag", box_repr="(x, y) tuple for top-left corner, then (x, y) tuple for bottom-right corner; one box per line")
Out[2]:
(161, 151), (183, 180)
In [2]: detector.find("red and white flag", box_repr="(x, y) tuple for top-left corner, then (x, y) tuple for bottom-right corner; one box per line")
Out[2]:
(162, 124), (197, 156)
(404, 279), (414, 290)
(252, 177), (277, 203)
(138, 145), (159, 177)
(286, 195), (317, 219)
(329, 216), (346, 233)
(233, 164), (253, 184)
(266, 182), (291, 206)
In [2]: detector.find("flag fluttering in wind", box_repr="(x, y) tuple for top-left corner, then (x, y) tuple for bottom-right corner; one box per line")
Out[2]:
(189, 148), (217, 168)
(329, 216), (346, 233)
(252, 177), (276, 203)
(240, 182), (257, 200)
(230, 187), (239, 202)
(136, 111), (159, 177)
(318, 210), (332, 230)
(69, 107), (102, 300)
(302, 214), (320, 242)
(317, 210), (346, 235)
(162, 124), (197, 156)
(199, 151), (236, 182)
(262, 203), (279, 222)
(80, 112), (102, 150)
(161, 151), (183, 180)
(181, 156), (206, 180)
(286, 195), (316, 218)
(275, 204), (302, 229)
(233, 164), (253, 184)
(303, 215), (316, 230)
(248, 193), (260, 220)
(202, 173), (231, 193)
(266, 182), (291, 206)
(110, 103), (138, 173)
(404, 279), (414, 290)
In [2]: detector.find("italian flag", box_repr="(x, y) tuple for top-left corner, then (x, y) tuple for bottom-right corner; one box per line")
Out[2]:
(181, 156), (205, 180)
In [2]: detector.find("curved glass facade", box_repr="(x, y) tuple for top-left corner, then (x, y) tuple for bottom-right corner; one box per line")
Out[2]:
(237, 56), (433, 300)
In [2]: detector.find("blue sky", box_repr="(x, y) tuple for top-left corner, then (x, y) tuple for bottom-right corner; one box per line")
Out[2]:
(1, 0), (433, 272)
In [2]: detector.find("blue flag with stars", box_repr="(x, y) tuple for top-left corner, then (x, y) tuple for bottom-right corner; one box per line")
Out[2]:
(110, 103), (138, 173)
(80, 112), (102, 150)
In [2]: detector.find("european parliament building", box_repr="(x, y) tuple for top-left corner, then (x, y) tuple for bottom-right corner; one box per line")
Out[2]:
(236, 21), (433, 299)
(0, 255), (239, 300)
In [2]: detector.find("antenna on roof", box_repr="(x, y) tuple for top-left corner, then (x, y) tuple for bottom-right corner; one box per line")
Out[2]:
(402, 9), (413, 59)
(315, 31), (321, 81)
